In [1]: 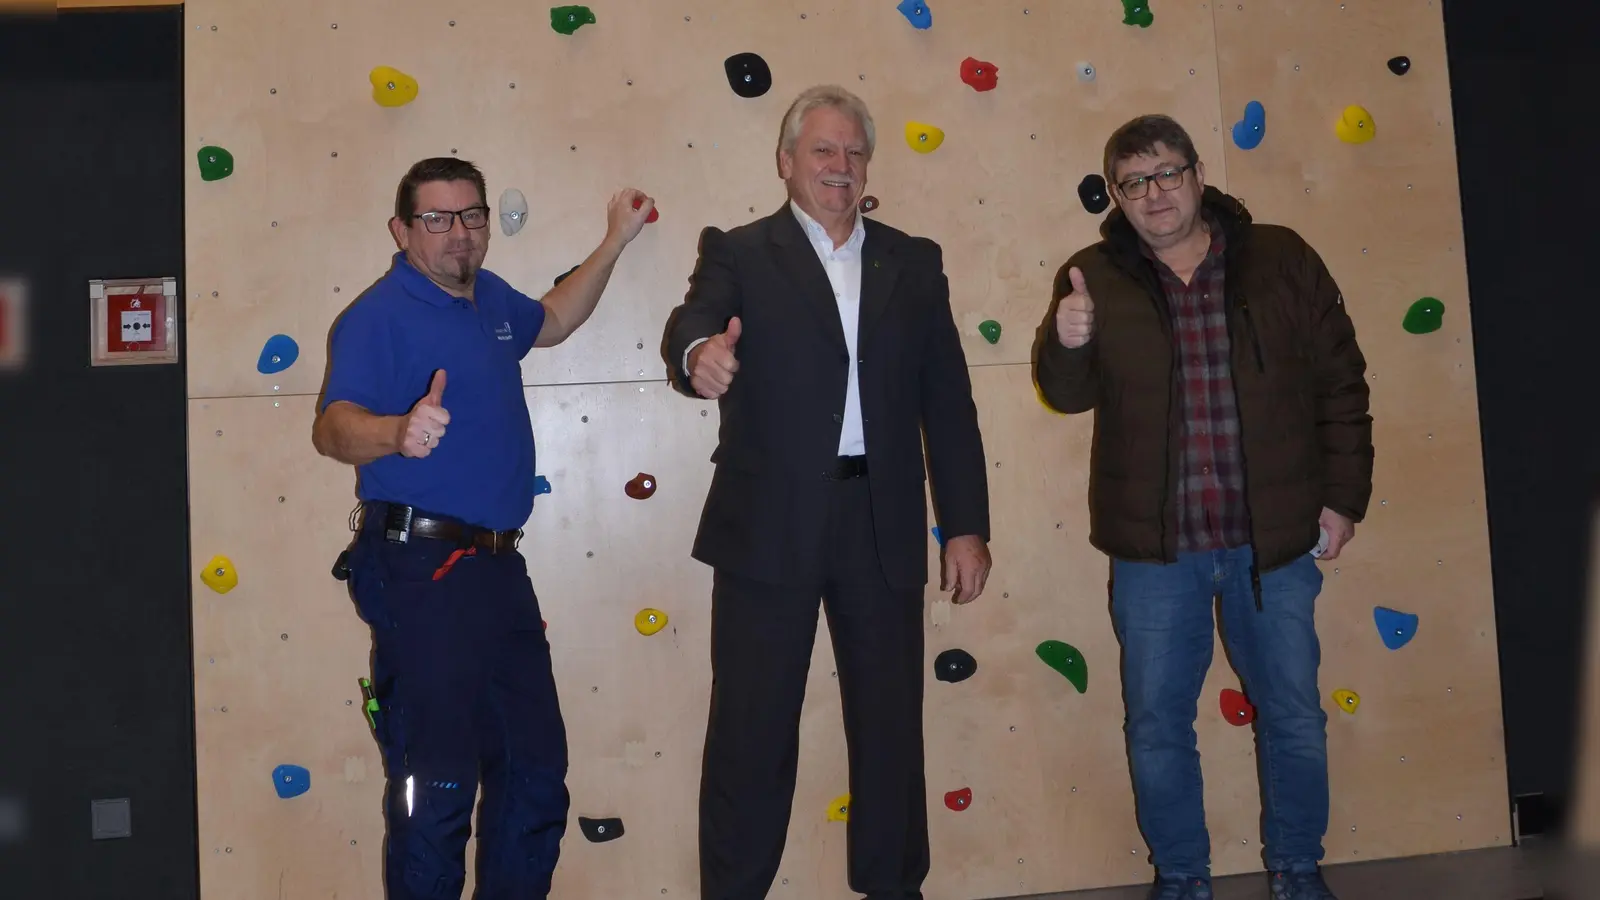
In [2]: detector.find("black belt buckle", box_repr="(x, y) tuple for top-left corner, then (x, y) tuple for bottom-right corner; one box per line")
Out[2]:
(383, 504), (414, 543)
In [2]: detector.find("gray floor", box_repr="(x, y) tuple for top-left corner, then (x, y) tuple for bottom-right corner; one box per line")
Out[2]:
(998, 844), (1551, 900)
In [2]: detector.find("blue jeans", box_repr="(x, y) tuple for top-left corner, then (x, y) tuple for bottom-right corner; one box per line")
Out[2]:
(1111, 545), (1329, 881)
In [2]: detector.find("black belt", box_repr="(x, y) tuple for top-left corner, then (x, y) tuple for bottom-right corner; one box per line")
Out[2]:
(371, 502), (522, 554)
(825, 455), (869, 480)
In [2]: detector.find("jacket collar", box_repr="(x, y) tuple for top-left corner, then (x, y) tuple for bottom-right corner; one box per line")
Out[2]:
(768, 201), (901, 349)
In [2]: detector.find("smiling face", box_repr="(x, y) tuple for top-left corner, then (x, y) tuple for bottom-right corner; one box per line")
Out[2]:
(1110, 142), (1206, 249)
(388, 178), (491, 295)
(779, 104), (869, 224)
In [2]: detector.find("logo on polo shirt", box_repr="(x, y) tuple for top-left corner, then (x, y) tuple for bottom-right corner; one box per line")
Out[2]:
(495, 321), (513, 341)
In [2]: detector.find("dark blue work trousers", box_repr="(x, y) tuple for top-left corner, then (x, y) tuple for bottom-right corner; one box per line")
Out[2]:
(347, 508), (569, 899)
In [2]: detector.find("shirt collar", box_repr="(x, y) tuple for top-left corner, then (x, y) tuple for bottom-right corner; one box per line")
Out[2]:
(789, 200), (865, 256)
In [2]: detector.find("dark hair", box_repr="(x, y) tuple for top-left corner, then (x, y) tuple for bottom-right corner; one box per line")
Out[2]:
(1102, 115), (1199, 185)
(394, 157), (488, 222)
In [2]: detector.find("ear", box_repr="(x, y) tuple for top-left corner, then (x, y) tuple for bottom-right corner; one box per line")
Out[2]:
(777, 148), (794, 181)
(1194, 161), (1206, 190)
(387, 216), (408, 251)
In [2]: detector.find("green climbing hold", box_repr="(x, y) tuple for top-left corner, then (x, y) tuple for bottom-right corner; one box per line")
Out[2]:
(1121, 0), (1154, 27)
(978, 320), (1002, 344)
(550, 5), (595, 34)
(1403, 297), (1445, 334)
(1036, 640), (1087, 693)
(197, 145), (234, 181)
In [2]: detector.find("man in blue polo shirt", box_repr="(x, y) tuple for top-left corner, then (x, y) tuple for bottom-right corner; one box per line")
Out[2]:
(312, 156), (654, 899)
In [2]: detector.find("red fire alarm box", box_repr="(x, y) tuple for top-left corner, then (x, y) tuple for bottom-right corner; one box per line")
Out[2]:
(0, 277), (25, 374)
(90, 276), (179, 366)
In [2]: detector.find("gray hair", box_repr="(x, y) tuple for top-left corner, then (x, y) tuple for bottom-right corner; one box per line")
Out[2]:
(776, 85), (876, 160)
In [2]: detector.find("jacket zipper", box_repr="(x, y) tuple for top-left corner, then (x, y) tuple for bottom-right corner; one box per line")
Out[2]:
(1229, 289), (1265, 610)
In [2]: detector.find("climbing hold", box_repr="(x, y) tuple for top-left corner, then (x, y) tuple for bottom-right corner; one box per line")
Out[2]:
(550, 5), (595, 35)
(1403, 297), (1445, 334)
(1387, 56), (1411, 76)
(1374, 607), (1419, 650)
(723, 52), (772, 99)
(1335, 104), (1376, 144)
(368, 66), (418, 108)
(625, 472), (657, 499)
(896, 0), (932, 30)
(578, 816), (624, 842)
(1333, 688), (1361, 715)
(826, 793), (851, 822)
(1220, 688), (1256, 726)
(1121, 0), (1154, 27)
(944, 787), (973, 811)
(196, 145), (234, 182)
(631, 196), (659, 224)
(271, 764), (310, 799)
(905, 122), (945, 154)
(552, 265), (579, 287)
(534, 475), (552, 495)
(200, 554), (238, 594)
(1231, 100), (1266, 150)
(930, 525), (945, 547)
(934, 648), (977, 683)
(1076, 61), (1097, 83)
(978, 320), (1002, 344)
(1078, 174), (1110, 214)
(859, 195), (880, 214)
(1036, 380), (1067, 416)
(960, 57), (999, 92)
(499, 188), (528, 236)
(634, 608), (668, 636)
(1036, 640), (1087, 693)
(256, 334), (299, 374)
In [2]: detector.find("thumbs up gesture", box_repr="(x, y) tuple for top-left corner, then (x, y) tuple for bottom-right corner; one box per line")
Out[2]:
(688, 317), (742, 399)
(400, 369), (450, 458)
(1055, 267), (1096, 349)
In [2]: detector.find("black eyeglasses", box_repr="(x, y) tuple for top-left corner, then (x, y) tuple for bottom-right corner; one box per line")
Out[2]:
(414, 206), (490, 233)
(1116, 164), (1195, 200)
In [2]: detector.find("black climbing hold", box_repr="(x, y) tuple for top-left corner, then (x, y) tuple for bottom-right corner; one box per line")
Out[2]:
(724, 53), (772, 99)
(934, 648), (977, 683)
(1387, 55), (1410, 76)
(579, 816), (624, 842)
(553, 264), (580, 287)
(331, 548), (351, 582)
(1078, 174), (1110, 214)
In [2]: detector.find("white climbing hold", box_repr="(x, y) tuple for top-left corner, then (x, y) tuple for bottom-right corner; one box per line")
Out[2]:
(499, 188), (528, 236)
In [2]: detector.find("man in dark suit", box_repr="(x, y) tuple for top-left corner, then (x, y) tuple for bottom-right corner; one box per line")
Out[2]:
(662, 85), (992, 900)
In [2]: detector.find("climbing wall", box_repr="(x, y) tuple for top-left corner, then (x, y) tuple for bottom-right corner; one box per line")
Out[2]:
(183, 1), (1509, 897)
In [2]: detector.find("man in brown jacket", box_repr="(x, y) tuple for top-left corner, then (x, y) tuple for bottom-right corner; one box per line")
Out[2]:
(1033, 115), (1373, 900)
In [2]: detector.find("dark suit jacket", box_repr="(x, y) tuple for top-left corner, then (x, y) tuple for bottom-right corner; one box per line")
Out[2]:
(662, 203), (989, 590)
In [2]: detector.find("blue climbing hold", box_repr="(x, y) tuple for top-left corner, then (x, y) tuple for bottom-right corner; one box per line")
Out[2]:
(256, 334), (299, 374)
(931, 526), (944, 547)
(272, 764), (310, 799)
(534, 475), (552, 496)
(897, 0), (932, 29)
(1231, 100), (1266, 150)
(1374, 607), (1419, 650)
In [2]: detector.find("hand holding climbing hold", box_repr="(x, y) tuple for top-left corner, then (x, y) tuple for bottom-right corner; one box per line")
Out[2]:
(960, 57), (999, 92)
(859, 195), (880, 214)
(1036, 640), (1087, 693)
(1335, 105), (1376, 144)
(724, 52), (772, 98)
(500, 188), (528, 236)
(257, 334), (299, 374)
(978, 320), (1002, 344)
(197, 146), (234, 182)
(1374, 607), (1419, 650)
(826, 793), (851, 822)
(1220, 688), (1256, 725)
(369, 66), (418, 107)
(631, 197), (659, 224)
(934, 648), (977, 683)
(578, 816), (624, 842)
(634, 608), (668, 635)
(1403, 297), (1445, 334)
(550, 5), (596, 34)
(271, 764), (311, 799)
(905, 122), (945, 153)
(896, 0), (932, 29)
(944, 787), (973, 811)
(1121, 0), (1154, 27)
(1078, 174), (1110, 214)
(1232, 100), (1266, 150)
(1388, 56), (1411, 76)
(200, 554), (238, 594)
(1333, 688), (1361, 714)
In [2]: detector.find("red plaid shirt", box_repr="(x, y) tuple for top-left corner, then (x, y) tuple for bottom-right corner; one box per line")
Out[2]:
(1142, 218), (1250, 552)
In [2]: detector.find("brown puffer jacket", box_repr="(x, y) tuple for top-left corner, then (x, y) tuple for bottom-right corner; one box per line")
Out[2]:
(1032, 186), (1373, 575)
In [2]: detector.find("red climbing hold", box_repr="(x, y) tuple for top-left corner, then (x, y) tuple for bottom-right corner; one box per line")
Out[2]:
(625, 472), (657, 500)
(1220, 688), (1255, 726)
(944, 787), (972, 811)
(632, 196), (659, 224)
(960, 57), (999, 92)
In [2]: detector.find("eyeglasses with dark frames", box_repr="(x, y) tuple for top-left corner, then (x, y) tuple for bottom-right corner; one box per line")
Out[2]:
(414, 206), (491, 233)
(1116, 164), (1195, 200)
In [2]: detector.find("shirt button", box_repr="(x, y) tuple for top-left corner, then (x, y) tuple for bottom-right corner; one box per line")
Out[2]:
(833, 413), (843, 423)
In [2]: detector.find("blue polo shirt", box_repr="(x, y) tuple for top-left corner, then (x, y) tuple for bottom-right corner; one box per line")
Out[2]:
(320, 251), (546, 531)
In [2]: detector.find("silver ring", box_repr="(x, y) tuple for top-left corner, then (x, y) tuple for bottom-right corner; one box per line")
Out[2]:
(422, 432), (431, 446)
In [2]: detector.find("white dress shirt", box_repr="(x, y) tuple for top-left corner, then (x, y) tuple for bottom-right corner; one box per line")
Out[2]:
(683, 200), (868, 456)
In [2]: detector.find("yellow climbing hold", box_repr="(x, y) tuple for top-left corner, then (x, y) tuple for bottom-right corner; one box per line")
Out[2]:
(634, 608), (668, 636)
(905, 121), (945, 154)
(200, 555), (238, 594)
(1034, 379), (1065, 416)
(370, 66), (419, 107)
(1333, 688), (1361, 714)
(826, 793), (851, 822)
(1334, 104), (1375, 144)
